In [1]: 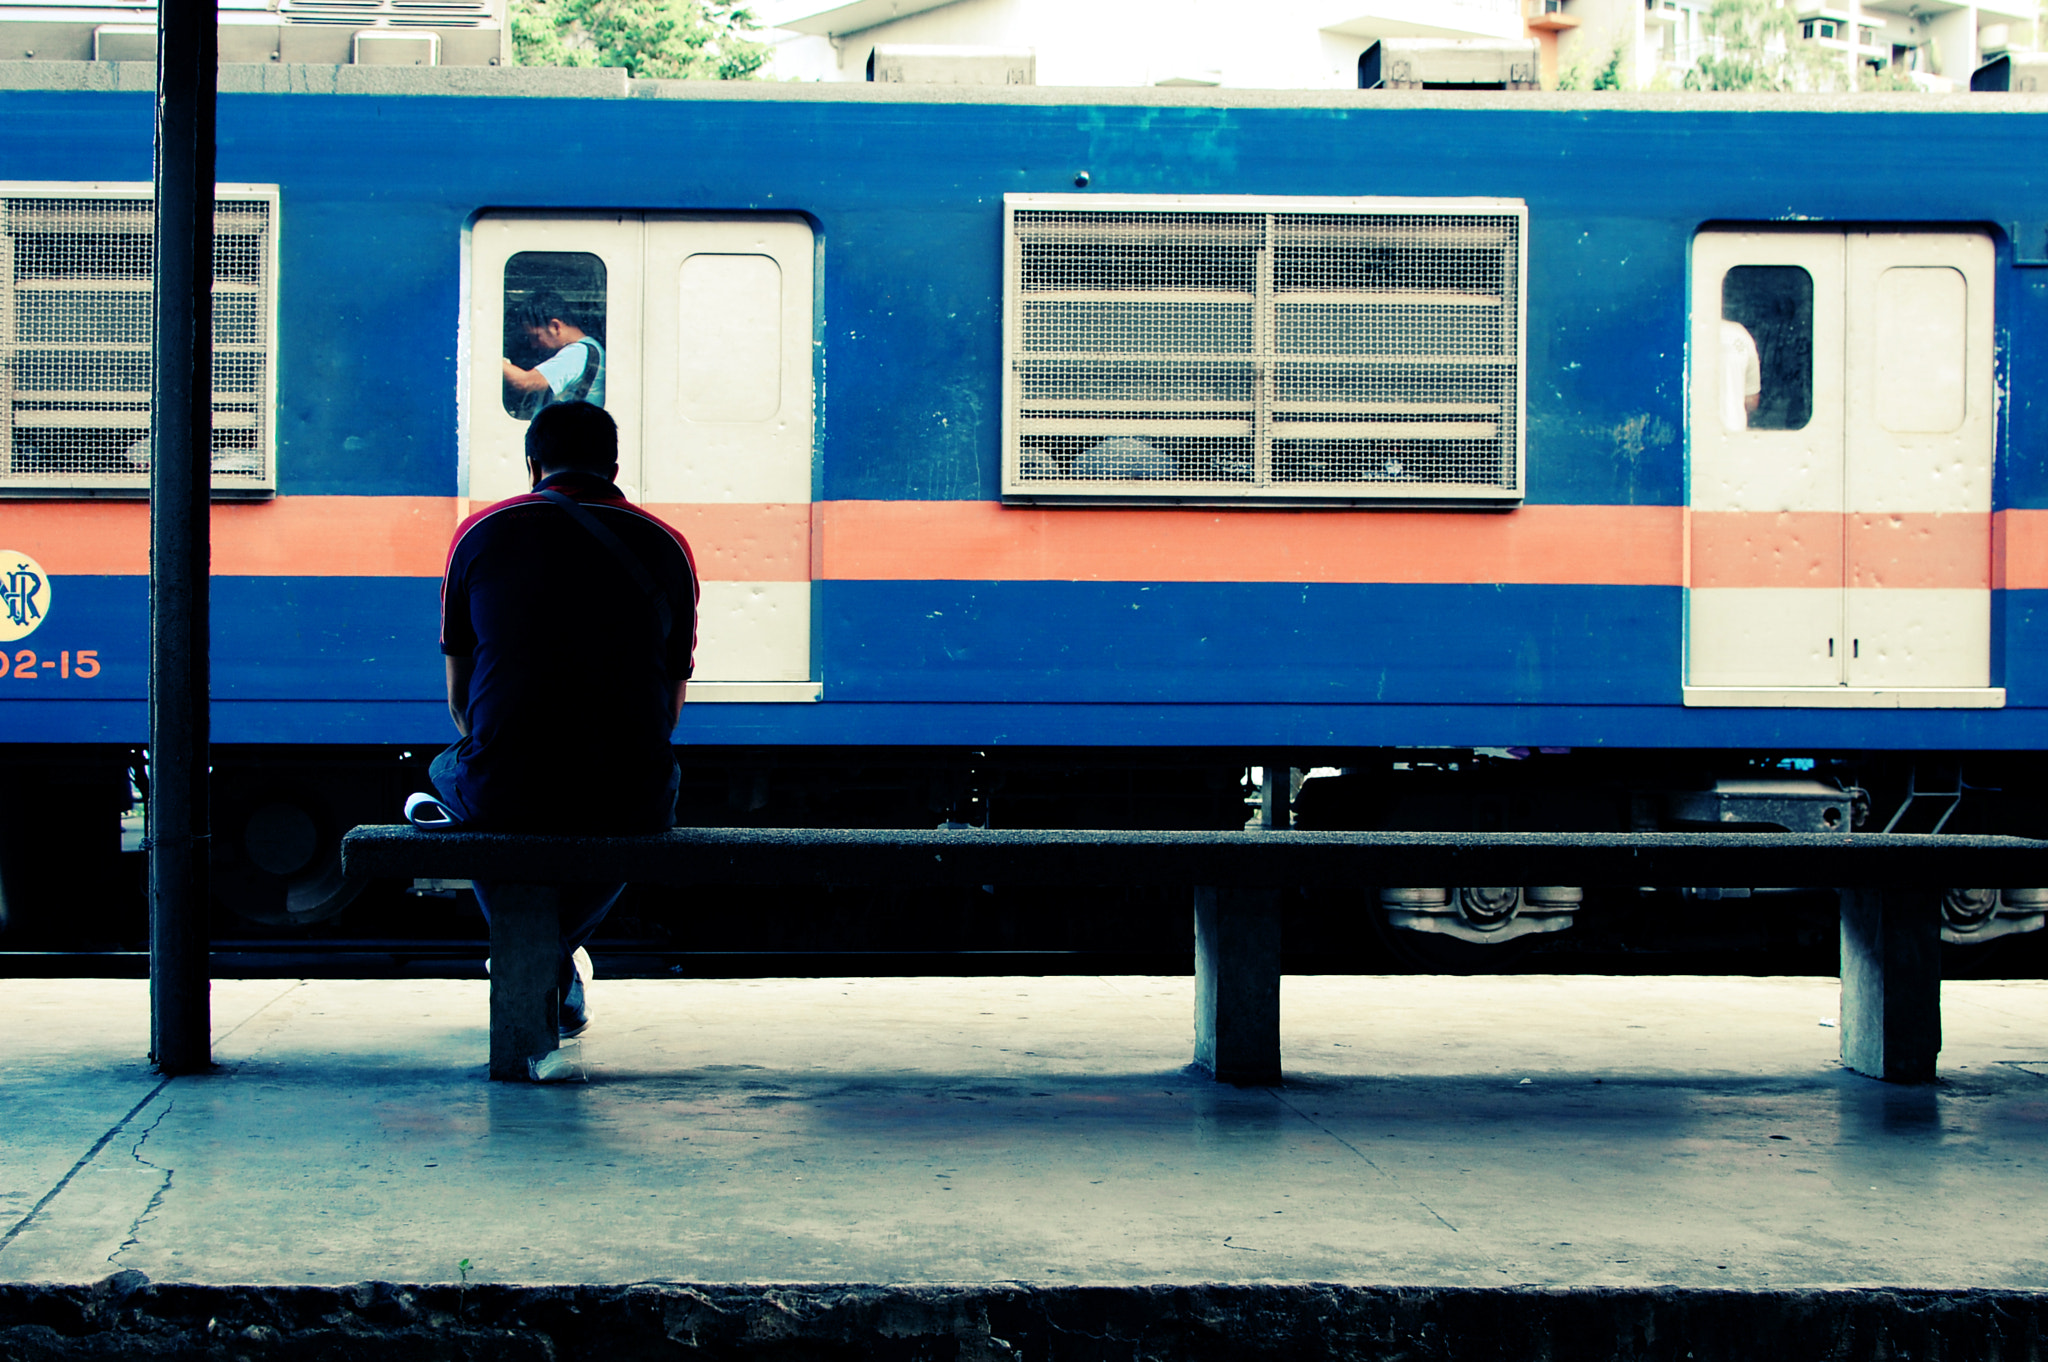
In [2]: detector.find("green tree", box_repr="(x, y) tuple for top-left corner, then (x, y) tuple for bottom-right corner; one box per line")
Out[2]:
(1550, 38), (1626, 91)
(1591, 40), (1626, 90)
(1684, 0), (1803, 90)
(1683, 0), (1911, 92)
(511, 0), (767, 79)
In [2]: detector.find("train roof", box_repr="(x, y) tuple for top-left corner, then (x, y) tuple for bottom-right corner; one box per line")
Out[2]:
(4, 58), (2048, 113)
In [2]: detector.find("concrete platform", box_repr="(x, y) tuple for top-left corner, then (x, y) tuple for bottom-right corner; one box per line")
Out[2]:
(2, 974), (2046, 1358)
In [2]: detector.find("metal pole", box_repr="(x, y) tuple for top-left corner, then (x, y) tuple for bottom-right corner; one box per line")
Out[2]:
(148, 0), (217, 1074)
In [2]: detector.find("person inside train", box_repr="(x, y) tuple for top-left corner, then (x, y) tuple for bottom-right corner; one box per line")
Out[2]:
(502, 290), (606, 416)
(410, 400), (698, 1039)
(1719, 317), (1762, 430)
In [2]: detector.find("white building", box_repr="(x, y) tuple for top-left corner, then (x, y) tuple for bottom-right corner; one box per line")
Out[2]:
(760, 0), (1527, 87)
(1816, 0), (2037, 87)
(1555, 0), (2037, 90)
(760, 0), (2037, 91)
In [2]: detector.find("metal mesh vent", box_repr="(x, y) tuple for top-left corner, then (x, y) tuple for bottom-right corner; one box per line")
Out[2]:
(281, 0), (495, 24)
(0, 190), (276, 493)
(1005, 199), (1524, 502)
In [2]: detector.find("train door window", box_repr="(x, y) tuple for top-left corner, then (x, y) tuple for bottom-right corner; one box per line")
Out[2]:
(0, 183), (278, 497)
(1685, 228), (1996, 706)
(1872, 266), (1965, 433)
(1719, 265), (1811, 432)
(674, 253), (782, 423)
(466, 213), (817, 699)
(501, 251), (608, 420)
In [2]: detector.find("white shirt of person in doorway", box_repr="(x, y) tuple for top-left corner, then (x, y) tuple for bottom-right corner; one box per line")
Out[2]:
(531, 336), (592, 399)
(1720, 319), (1762, 430)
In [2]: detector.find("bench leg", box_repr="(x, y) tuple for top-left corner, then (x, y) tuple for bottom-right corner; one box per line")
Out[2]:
(1193, 885), (1282, 1085)
(489, 883), (560, 1082)
(1839, 886), (1941, 1084)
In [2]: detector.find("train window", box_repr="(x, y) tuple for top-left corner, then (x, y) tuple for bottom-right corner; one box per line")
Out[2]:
(1874, 266), (1966, 433)
(1720, 265), (1812, 432)
(501, 250), (607, 420)
(0, 184), (278, 497)
(675, 253), (782, 423)
(1002, 195), (1526, 505)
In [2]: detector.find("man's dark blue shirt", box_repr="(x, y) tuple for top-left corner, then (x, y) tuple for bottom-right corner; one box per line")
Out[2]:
(438, 470), (698, 832)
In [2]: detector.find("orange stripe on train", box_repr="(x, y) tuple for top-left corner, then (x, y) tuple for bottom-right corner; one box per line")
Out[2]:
(7, 497), (2046, 589)
(3, 498), (811, 582)
(1687, 511), (1846, 590)
(1690, 512), (1996, 591)
(1996, 509), (2048, 591)
(817, 501), (1685, 585)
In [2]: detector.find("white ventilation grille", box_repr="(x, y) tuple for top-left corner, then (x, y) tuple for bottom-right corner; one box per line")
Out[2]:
(0, 185), (277, 495)
(1004, 195), (1525, 504)
(281, 0), (496, 26)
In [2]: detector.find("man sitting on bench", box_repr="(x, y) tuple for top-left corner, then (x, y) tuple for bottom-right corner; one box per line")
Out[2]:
(418, 400), (699, 1037)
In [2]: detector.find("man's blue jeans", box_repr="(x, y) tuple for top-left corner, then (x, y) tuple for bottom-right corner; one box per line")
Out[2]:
(428, 742), (649, 992)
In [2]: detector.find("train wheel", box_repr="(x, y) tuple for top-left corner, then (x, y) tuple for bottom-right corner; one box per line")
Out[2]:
(210, 762), (400, 928)
(1365, 892), (1538, 974)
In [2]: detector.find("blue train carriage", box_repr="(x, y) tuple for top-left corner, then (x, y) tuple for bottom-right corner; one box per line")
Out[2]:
(0, 64), (2044, 958)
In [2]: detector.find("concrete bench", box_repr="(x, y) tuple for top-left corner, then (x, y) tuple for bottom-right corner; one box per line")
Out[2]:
(339, 825), (2048, 1084)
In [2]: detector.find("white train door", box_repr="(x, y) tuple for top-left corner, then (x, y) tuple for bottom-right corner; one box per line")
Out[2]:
(466, 213), (817, 699)
(469, 215), (645, 505)
(1684, 228), (1999, 707)
(641, 216), (815, 690)
(1841, 234), (1995, 691)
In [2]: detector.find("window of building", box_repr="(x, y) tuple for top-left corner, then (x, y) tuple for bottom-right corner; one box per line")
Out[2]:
(0, 184), (278, 495)
(1002, 195), (1526, 504)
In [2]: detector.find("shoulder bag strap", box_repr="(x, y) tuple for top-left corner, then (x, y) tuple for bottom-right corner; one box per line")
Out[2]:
(538, 488), (673, 641)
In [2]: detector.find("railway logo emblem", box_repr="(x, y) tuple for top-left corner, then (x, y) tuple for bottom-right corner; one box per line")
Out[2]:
(0, 551), (49, 642)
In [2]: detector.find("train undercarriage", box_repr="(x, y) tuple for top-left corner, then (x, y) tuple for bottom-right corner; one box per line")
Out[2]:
(0, 744), (2042, 975)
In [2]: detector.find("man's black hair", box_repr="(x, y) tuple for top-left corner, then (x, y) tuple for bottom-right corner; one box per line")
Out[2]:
(526, 400), (618, 474)
(514, 289), (580, 334)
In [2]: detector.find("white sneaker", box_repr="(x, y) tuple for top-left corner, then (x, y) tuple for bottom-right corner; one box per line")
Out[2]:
(558, 947), (595, 1038)
(404, 792), (457, 828)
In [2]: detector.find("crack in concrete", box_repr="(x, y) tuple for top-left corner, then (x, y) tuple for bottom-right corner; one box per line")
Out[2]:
(107, 1101), (176, 1268)
(0, 984), (293, 1263)
(211, 980), (308, 1055)
(1265, 1087), (1461, 1233)
(1096, 975), (1181, 1031)
(0, 1076), (172, 1259)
